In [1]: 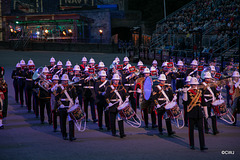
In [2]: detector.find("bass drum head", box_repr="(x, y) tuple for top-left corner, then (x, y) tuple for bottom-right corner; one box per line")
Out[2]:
(143, 76), (152, 100)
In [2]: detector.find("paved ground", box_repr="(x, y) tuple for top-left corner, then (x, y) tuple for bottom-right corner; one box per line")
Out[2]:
(0, 50), (240, 160)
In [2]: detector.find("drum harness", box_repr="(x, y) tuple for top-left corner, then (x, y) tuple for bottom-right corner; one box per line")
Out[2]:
(99, 80), (108, 88)
(58, 84), (74, 109)
(156, 85), (170, 108)
(110, 85), (124, 121)
(59, 84), (77, 121)
(202, 82), (216, 103)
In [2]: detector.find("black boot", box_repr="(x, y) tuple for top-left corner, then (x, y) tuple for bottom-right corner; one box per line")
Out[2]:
(211, 116), (219, 135)
(69, 121), (76, 141)
(166, 118), (175, 136)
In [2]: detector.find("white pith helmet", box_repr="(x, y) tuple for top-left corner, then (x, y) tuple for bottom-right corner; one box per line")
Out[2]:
(50, 57), (55, 63)
(143, 67), (150, 74)
(61, 74), (69, 81)
(42, 67), (49, 73)
(57, 61), (63, 66)
(185, 76), (192, 82)
(99, 70), (107, 77)
(204, 72), (212, 79)
(112, 74), (120, 80)
(52, 75), (59, 80)
(190, 77), (199, 85)
(65, 60), (72, 67)
(158, 74), (167, 81)
(98, 61), (105, 68)
(82, 56), (87, 62)
(137, 61), (143, 66)
(73, 65), (80, 71)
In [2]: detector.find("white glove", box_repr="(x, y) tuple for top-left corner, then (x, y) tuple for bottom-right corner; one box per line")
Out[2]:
(108, 103), (113, 107)
(156, 104), (161, 108)
(126, 96), (130, 102)
(203, 106), (208, 119)
(182, 92), (188, 101)
(102, 92), (106, 96)
(75, 97), (79, 105)
(182, 87), (188, 93)
(137, 88), (142, 93)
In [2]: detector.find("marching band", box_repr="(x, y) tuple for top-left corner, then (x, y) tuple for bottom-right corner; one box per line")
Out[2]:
(0, 55), (238, 150)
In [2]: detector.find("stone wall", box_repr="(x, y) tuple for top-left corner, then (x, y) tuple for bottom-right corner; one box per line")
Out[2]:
(80, 10), (112, 44)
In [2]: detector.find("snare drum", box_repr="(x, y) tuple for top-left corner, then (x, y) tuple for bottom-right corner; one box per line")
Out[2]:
(68, 105), (85, 122)
(118, 101), (135, 120)
(165, 102), (181, 119)
(212, 100), (227, 116)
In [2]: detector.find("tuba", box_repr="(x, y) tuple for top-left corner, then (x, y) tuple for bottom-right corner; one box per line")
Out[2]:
(38, 78), (51, 92)
(32, 67), (43, 80)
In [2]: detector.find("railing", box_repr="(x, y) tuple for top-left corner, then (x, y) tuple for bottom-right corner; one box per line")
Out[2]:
(212, 36), (237, 55)
(155, 0), (197, 31)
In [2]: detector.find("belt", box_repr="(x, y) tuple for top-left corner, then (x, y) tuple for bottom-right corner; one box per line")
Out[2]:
(26, 78), (33, 81)
(204, 94), (212, 97)
(18, 77), (24, 79)
(158, 98), (166, 101)
(124, 84), (134, 86)
(110, 99), (119, 102)
(61, 99), (70, 101)
(83, 86), (94, 89)
(74, 84), (82, 86)
(176, 78), (184, 80)
(59, 105), (69, 109)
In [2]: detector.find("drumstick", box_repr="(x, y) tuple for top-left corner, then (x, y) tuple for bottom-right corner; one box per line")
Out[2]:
(105, 101), (120, 111)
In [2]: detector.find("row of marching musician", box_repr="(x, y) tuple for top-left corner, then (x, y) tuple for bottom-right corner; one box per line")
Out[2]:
(10, 56), (240, 150)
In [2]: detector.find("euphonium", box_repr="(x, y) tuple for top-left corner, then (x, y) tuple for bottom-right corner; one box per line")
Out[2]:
(38, 79), (51, 92)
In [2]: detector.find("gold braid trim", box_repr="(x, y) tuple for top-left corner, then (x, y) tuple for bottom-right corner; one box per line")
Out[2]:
(187, 90), (201, 112)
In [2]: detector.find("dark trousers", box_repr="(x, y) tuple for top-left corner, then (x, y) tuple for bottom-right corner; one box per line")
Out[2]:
(84, 98), (96, 121)
(204, 106), (218, 133)
(143, 108), (156, 127)
(97, 102), (110, 129)
(13, 80), (19, 103)
(39, 99), (51, 123)
(129, 93), (136, 112)
(226, 85), (231, 107)
(18, 84), (24, 106)
(33, 91), (39, 118)
(188, 118), (205, 147)
(59, 108), (74, 138)
(52, 110), (58, 131)
(183, 101), (188, 125)
(78, 94), (83, 109)
(110, 111), (124, 136)
(25, 88), (32, 111)
(157, 109), (173, 134)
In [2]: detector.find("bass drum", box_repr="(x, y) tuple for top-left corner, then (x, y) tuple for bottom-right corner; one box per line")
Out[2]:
(143, 76), (152, 100)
